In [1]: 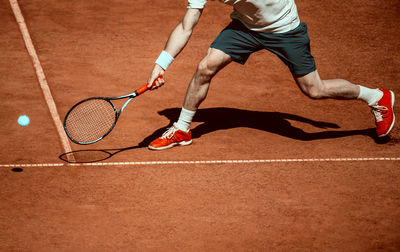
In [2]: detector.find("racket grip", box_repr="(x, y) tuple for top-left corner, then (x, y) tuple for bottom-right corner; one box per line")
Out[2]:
(136, 74), (163, 95)
(136, 84), (149, 95)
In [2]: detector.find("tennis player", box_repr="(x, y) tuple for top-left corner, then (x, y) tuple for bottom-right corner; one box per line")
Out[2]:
(147, 0), (395, 150)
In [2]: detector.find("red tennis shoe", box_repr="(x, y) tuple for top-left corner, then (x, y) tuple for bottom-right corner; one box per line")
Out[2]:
(148, 123), (192, 150)
(370, 89), (395, 137)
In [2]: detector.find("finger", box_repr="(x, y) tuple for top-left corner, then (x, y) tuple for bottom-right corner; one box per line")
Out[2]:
(150, 82), (157, 90)
(158, 76), (165, 85)
(147, 78), (155, 89)
(148, 75), (158, 89)
(159, 75), (166, 85)
(148, 73), (165, 90)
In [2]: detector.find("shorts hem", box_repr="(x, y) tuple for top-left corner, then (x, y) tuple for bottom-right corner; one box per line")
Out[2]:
(209, 45), (246, 65)
(291, 66), (317, 76)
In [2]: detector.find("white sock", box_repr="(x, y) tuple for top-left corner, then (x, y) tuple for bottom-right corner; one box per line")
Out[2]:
(357, 85), (383, 106)
(175, 107), (196, 132)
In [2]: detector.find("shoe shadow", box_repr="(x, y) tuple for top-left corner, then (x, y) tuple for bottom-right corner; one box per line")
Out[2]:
(59, 107), (379, 163)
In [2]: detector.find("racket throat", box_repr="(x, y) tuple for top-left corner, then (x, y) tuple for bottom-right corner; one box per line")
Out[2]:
(120, 97), (134, 113)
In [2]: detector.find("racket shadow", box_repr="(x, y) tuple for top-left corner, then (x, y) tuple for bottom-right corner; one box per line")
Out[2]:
(59, 147), (139, 163)
(59, 126), (171, 163)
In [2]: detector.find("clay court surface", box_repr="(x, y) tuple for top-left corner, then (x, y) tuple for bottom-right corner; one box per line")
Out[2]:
(1, 0), (399, 250)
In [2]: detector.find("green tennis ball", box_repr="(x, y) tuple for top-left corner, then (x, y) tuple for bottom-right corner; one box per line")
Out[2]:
(18, 115), (30, 127)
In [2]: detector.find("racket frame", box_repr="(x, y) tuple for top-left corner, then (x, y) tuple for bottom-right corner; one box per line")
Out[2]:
(64, 82), (151, 145)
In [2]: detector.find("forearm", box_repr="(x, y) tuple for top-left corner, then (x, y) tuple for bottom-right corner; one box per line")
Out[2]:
(163, 8), (202, 58)
(164, 23), (193, 57)
(148, 8), (202, 89)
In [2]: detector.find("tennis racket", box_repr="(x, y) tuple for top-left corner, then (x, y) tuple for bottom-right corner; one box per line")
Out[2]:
(64, 76), (161, 145)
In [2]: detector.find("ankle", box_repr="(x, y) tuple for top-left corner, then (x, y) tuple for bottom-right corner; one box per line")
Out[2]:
(175, 107), (196, 132)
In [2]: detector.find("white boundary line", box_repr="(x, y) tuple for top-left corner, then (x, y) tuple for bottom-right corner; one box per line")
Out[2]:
(9, 0), (75, 162)
(1, 157), (399, 168)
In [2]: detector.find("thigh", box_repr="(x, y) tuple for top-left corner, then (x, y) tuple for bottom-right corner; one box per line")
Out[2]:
(258, 23), (317, 76)
(294, 70), (322, 89)
(210, 19), (262, 65)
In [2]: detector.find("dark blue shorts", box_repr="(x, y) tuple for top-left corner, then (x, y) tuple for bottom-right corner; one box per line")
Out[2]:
(210, 19), (316, 75)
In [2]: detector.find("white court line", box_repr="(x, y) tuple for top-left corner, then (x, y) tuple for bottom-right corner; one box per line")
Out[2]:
(9, 0), (75, 162)
(1, 157), (399, 168)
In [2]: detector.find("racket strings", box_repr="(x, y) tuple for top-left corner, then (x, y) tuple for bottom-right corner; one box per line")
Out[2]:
(65, 99), (117, 143)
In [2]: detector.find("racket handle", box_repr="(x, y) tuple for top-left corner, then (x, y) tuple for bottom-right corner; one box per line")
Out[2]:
(136, 74), (163, 95)
(136, 84), (149, 95)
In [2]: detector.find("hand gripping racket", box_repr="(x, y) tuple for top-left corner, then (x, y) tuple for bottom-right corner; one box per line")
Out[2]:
(64, 76), (161, 145)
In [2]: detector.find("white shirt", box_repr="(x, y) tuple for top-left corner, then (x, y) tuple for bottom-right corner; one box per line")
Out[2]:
(188, 0), (300, 33)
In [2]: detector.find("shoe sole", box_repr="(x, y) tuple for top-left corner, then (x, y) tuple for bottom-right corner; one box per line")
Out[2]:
(148, 140), (193, 151)
(378, 90), (395, 137)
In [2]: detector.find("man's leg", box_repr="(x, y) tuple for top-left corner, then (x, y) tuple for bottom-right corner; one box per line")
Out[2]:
(294, 70), (361, 99)
(294, 70), (395, 137)
(183, 48), (233, 110)
(148, 48), (233, 150)
(174, 48), (233, 132)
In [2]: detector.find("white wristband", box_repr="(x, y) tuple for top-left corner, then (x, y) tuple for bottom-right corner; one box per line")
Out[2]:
(155, 50), (174, 70)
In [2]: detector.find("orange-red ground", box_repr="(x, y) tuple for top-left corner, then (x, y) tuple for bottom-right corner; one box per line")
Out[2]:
(1, 0), (399, 250)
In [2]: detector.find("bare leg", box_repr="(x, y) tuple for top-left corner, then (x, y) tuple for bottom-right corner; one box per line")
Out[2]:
(294, 70), (360, 99)
(293, 70), (395, 138)
(148, 48), (233, 149)
(183, 48), (233, 111)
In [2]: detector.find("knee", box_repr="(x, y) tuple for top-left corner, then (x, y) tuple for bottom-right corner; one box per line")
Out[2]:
(196, 57), (218, 80)
(306, 85), (324, 99)
(299, 80), (326, 99)
(295, 71), (328, 99)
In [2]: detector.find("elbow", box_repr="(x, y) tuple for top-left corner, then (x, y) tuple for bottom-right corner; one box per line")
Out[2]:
(182, 20), (197, 34)
(181, 8), (202, 34)
(180, 23), (195, 38)
(182, 26), (193, 36)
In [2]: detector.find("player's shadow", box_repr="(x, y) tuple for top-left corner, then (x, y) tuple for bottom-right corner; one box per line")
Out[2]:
(59, 107), (383, 163)
(157, 107), (377, 141)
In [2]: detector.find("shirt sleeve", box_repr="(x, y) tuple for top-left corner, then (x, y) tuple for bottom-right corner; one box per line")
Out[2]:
(187, 0), (207, 9)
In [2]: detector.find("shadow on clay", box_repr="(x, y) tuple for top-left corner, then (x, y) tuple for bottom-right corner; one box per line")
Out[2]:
(59, 107), (383, 163)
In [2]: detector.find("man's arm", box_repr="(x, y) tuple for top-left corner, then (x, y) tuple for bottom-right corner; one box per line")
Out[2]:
(147, 8), (203, 89)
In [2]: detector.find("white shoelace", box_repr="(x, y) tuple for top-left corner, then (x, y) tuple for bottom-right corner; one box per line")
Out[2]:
(160, 125), (178, 139)
(371, 105), (388, 122)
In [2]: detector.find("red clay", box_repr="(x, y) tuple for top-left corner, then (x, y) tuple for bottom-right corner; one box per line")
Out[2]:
(1, 0), (399, 250)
